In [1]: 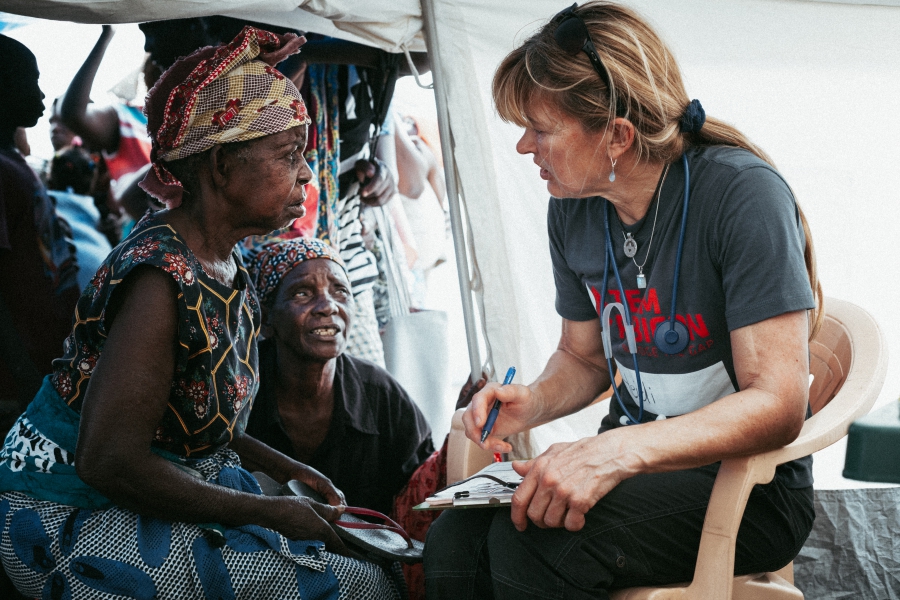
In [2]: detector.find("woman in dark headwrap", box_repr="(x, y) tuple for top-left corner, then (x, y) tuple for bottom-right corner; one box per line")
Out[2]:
(245, 236), (435, 520)
(0, 27), (399, 599)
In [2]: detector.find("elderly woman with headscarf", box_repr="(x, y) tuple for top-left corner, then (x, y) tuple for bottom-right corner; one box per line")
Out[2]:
(245, 235), (443, 600)
(0, 27), (399, 599)
(244, 236), (435, 519)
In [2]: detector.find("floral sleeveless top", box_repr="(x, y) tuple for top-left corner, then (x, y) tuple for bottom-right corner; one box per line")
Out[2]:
(50, 212), (261, 457)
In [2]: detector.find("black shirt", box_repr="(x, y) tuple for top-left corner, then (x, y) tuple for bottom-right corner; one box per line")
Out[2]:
(246, 339), (434, 515)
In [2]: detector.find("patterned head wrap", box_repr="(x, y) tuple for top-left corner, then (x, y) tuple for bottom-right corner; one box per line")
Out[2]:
(247, 235), (348, 306)
(140, 26), (311, 208)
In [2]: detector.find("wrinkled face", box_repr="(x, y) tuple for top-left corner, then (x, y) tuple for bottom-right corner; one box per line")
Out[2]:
(0, 54), (45, 129)
(223, 125), (313, 233)
(515, 100), (608, 199)
(266, 258), (353, 362)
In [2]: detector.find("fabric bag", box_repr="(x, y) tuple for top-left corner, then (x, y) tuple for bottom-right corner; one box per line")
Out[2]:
(372, 206), (450, 435)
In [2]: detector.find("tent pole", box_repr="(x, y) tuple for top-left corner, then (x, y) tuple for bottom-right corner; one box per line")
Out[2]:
(420, 0), (483, 381)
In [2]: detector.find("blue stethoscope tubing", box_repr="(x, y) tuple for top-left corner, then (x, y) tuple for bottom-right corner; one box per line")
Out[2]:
(600, 153), (691, 425)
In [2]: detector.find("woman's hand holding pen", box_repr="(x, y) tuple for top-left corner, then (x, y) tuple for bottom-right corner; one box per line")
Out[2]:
(463, 382), (539, 453)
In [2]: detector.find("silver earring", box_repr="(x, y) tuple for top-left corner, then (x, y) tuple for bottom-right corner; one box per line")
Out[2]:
(609, 157), (618, 182)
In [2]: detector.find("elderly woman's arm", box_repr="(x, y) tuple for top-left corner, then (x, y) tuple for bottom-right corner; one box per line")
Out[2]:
(229, 430), (345, 505)
(75, 267), (346, 551)
(507, 309), (809, 533)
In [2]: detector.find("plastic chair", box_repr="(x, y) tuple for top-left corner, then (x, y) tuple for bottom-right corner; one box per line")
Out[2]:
(447, 407), (494, 485)
(446, 297), (887, 599)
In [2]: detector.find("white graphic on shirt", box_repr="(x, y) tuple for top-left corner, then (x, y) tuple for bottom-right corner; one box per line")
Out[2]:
(615, 359), (736, 423)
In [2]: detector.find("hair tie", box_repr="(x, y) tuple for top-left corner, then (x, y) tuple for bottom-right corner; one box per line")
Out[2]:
(680, 99), (705, 133)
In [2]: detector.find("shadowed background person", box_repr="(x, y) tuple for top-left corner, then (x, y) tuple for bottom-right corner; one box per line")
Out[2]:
(46, 146), (113, 292)
(0, 35), (79, 428)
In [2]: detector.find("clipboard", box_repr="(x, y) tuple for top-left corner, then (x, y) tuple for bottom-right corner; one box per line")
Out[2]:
(413, 461), (523, 510)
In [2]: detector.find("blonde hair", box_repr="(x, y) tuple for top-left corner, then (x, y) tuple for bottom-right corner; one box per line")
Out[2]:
(493, 1), (822, 339)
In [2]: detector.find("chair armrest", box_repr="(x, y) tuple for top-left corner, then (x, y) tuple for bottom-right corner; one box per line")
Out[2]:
(686, 298), (887, 599)
(447, 408), (493, 484)
(686, 455), (776, 598)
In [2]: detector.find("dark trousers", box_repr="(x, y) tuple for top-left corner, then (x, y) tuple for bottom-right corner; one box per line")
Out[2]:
(423, 464), (814, 599)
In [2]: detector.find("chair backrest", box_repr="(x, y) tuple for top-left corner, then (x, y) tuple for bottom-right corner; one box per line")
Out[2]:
(808, 307), (853, 415)
(680, 297), (887, 600)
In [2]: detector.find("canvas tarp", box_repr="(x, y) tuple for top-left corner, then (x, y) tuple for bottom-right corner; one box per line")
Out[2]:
(2, 1), (900, 596)
(0, 0), (427, 52)
(795, 487), (900, 598)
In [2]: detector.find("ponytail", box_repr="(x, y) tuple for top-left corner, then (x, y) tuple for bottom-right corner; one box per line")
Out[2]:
(692, 116), (823, 340)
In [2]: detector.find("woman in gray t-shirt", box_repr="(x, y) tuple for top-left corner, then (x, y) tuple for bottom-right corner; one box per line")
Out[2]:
(424, 2), (820, 597)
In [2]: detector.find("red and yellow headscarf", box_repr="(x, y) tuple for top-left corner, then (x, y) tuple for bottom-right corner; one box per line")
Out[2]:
(141, 26), (311, 208)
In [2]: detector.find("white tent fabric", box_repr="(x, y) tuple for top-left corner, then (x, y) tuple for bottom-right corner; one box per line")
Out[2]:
(0, 0), (427, 52)
(2, 0), (899, 595)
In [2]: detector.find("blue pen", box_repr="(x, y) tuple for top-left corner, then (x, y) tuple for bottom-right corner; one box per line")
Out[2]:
(481, 366), (516, 444)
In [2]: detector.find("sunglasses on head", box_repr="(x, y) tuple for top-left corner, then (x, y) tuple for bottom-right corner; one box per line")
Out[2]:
(552, 3), (624, 116)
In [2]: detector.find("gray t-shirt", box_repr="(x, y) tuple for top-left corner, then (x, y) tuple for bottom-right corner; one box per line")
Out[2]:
(548, 145), (815, 488)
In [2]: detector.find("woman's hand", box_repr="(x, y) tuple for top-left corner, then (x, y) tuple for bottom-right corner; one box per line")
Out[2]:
(288, 463), (346, 507)
(229, 431), (347, 507)
(465, 319), (612, 453)
(355, 158), (397, 206)
(462, 382), (539, 453)
(509, 429), (634, 533)
(265, 495), (350, 555)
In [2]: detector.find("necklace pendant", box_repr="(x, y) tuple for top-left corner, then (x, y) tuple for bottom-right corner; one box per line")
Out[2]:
(623, 233), (638, 258)
(636, 271), (647, 289)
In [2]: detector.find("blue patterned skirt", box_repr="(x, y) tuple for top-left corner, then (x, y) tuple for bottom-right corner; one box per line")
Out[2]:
(0, 415), (398, 600)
